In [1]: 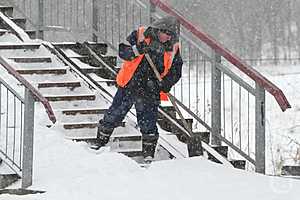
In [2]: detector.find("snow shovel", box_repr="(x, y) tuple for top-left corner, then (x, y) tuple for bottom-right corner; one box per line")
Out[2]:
(144, 53), (203, 157)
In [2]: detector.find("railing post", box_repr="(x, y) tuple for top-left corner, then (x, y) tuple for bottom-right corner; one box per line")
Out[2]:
(211, 51), (222, 146)
(255, 83), (266, 174)
(37, 0), (44, 40)
(92, 0), (98, 42)
(21, 89), (35, 188)
(149, 0), (156, 24)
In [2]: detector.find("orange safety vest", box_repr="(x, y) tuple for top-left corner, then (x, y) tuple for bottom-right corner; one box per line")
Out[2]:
(116, 26), (180, 101)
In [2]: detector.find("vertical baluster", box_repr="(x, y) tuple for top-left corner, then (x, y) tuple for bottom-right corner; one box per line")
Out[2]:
(125, 0), (128, 35)
(211, 52), (222, 146)
(57, 0), (59, 25)
(247, 91), (250, 156)
(13, 95), (16, 163)
(37, 0), (44, 40)
(203, 59), (206, 123)
(188, 44), (191, 109)
(118, 1), (121, 44)
(63, 0), (66, 27)
(23, 0), (26, 13)
(0, 84), (2, 145)
(19, 103), (23, 168)
(195, 51), (199, 128)
(149, 0), (156, 23)
(92, 0), (98, 42)
(255, 83), (266, 174)
(111, 1), (114, 46)
(76, 0), (79, 27)
(70, 0), (73, 27)
(239, 86), (242, 149)
(28, 0), (31, 21)
(104, 0), (107, 41)
(132, 3), (135, 29)
(231, 79), (233, 144)
(139, 6), (142, 25)
(22, 89), (35, 188)
(222, 72), (226, 138)
(5, 89), (8, 157)
(83, 0), (86, 29)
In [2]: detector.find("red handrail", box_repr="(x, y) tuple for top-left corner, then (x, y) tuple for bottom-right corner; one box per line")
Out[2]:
(0, 56), (56, 124)
(150, 0), (291, 112)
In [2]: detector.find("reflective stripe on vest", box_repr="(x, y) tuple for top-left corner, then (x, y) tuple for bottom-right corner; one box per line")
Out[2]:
(116, 26), (179, 100)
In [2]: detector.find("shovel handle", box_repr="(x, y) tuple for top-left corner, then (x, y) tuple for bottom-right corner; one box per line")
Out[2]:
(144, 53), (193, 137)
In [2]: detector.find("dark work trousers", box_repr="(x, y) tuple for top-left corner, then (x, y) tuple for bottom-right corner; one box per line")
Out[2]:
(102, 87), (159, 136)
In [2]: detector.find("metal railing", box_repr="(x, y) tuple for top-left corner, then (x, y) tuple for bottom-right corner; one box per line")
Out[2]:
(147, 0), (291, 174)
(7, 0), (292, 173)
(0, 56), (56, 188)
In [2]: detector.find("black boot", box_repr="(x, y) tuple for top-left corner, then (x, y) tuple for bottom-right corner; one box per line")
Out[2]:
(91, 120), (113, 150)
(142, 133), (159, 161)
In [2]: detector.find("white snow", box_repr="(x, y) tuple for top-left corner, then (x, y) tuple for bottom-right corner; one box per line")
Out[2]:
(2, 64), (300, 199)
(0, 22), (299, 200)
(2, 118), (300, 200)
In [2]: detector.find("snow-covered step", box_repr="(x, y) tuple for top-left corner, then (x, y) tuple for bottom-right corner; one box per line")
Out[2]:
(16, 67), (68, 75)
(8, 56), (52, 63)
(63, 125), (140, 139)
(88, 73), (116, 87)
(88, 73), (115, 84)
(0, 43), (40, 49)
(37, 81), (81, 88)
(44, 93), (96, 101)
(230, 160), (246, 170)
(43, 98), (110, 110)
(0, 6), (13, 17)
(0, 174), (19, 189)
(175, 131), (210, 145)
(64, 125), (142, 153)
(60, 113), (103, 124)
(77, 138), (142, 153)
(80, 67), (103, 74)
(70, 55), (117, 66)
(22, 73), (79, 83)
(63, 123), (142, 153)
(57, 108), (107, 123)
(53, 42), (108, 55)
(62, 121), (125, 130)
(109, 137), (142, 153)
(282, 166), (300, 176)
(207, 146), (228, 163)
(61, 108), (107, 115)
(38, 84), (91, 95)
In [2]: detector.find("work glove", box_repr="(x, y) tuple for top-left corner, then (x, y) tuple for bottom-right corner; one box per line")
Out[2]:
(136, 40), (165, 54)
(158, 79), (171, 93)
(136, 41), (148, 54)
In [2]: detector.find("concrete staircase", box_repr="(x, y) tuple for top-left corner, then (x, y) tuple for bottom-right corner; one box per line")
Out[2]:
(0, 4), (252, 191)
(0, 5), (143, 157)
(55, 41), (247, 169)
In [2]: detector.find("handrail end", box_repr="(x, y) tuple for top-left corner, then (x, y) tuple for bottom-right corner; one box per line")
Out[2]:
(274, 90), (291, 112)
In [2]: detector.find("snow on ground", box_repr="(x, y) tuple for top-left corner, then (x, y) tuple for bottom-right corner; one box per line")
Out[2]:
(0, 31), (299, 199)
(254, 64), (300, 172)
(0, 102), (299, 199)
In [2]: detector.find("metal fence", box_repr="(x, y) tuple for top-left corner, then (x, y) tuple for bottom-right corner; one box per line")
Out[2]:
(0, 69), (34, 188)
(4, 0), (291, 173)
(0, 57), (56, 188)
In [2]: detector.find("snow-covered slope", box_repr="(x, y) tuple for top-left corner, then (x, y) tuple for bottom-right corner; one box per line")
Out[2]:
(2, 114), (300, 200)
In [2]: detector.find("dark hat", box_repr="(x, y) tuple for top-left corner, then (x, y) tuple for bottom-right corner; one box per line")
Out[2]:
(150, 16), (179, 36)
